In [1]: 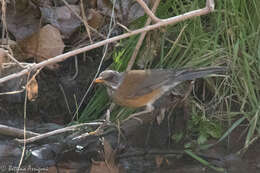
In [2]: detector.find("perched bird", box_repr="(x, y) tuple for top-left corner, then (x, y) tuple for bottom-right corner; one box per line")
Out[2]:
(94, 67), (227, 117)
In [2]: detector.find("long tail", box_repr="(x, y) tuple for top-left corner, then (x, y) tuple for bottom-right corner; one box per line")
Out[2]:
(174, 66), (227, 82)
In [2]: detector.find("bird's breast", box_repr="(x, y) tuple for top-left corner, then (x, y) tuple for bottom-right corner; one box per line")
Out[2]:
(112, 88), (162, 108)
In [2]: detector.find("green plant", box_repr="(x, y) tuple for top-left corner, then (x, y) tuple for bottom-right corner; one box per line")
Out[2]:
(80, 0), (260, 150)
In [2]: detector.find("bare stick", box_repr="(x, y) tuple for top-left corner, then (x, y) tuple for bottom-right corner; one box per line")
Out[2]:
(206, 0), (215, 10)
(0, 124), (39, 138)
(136, 0), (161, 23)
(126, 0), (161, 71)
(80, 0), (93, 43)
(15, 122), (103, 144)
(6, 52), (25, 68)
(17, 71), (30, 172)
(0, 0), (214, 84)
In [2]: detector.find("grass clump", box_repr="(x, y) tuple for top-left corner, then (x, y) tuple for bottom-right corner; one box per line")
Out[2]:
(79, 0), (260, 150)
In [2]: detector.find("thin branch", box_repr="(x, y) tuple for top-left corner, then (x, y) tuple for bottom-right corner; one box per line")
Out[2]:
(126, 0), (161, 71)
(1, 0), (9, 43)
(0, 124), (39, 138)
(71, 0), (118, 120)
(15, 122), (103, 144)
(17, 70), (30, 172)
(0, 0), (214, 84)
(0, 88), (25, 95)
(72, 55), (79, 79)
(206, 0), (215, 11)
(117, 22), (132, 32)
(59, 83), (72, 114)
(6, 49), (25, 68)
(80, 0), (93, 43)
(136, 0), (161, 23)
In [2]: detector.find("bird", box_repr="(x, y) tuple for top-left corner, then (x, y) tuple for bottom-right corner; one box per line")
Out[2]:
(94, 67), (227, 118)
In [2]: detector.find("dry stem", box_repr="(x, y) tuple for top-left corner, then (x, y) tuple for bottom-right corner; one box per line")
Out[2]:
(126, 0), (161, 71)
(0, 0), (214, 84)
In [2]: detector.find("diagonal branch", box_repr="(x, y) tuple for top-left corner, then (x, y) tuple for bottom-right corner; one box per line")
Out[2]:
(0, 0), (214, 84)
(136, 0), (161, 23)
(126, 0), (161, 71)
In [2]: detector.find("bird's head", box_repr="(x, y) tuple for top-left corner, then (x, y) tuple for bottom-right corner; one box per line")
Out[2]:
(94, 70), (122, 89)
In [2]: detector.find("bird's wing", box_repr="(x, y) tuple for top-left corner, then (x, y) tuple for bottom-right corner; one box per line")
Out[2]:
(117, 67), (227, 99)
(117, 70), (175, 99)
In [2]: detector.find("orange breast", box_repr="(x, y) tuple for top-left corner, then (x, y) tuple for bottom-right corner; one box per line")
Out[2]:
(113, 88), (161, 108)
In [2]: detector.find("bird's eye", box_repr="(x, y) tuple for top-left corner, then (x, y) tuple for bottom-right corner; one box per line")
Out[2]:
(105, 75), (114, 81)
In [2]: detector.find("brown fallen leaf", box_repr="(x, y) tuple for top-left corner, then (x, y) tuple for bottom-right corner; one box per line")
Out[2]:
(88, 0), (97, 8)
(26, 76), (38, 101)
(18, 24), (65, 69)
(155, 155), (164, 168)
(87, 9), (104, 30)
(155, 155), (169, 168)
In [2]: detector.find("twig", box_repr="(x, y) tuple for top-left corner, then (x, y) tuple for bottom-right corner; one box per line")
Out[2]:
(72, 55), (79, 79)
(0, 0), (214, 84)
(206, 0), (215, 11)
(15, 122), (103, 144)
(0, 124), (39, 138)
(136, 0), (161, 23)
(1, 0), (9, 43)
(17, 70), (30, 173)
(0, 87), (25, 95)
(164, 24), (188, 59)
(59, 83), (72, 114)
(126, 0), (161, 71)
(6, 51), (25, 68)
(80, 0), (93, 43)
(71, 0), (118, 120)
(117, 22), (132, 32)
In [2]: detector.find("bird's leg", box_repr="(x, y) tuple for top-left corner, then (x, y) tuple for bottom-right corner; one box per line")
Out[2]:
(178, 81), (193, 141)
(123, 104), (154, 123)
(145, 111), (158, 147)
(181, 81), (194, 102)
(105, 103), (115, 122)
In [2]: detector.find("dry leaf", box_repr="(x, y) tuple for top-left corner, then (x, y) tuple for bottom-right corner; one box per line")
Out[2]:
(88, 0), (97, 8)
(18, 24), (65, 69)
(155, 155), (164, 168)
(26, 76), (38, 101)
(87, 9), (104, 29)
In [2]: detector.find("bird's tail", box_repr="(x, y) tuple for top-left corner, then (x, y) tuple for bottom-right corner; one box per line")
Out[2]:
(174, 66), (227, 82)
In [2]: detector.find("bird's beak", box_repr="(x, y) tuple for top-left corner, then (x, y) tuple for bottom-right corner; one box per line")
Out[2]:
(94, 77), (104, 83)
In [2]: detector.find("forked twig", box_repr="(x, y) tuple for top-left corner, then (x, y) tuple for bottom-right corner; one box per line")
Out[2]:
(126, 0), (161, 71)
(0, 0), (215, 84)
(136, 0), (161, 23)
